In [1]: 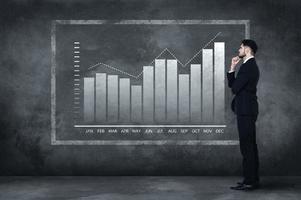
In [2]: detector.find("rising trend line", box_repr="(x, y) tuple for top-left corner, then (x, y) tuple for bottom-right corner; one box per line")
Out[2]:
(184, 32), (221, 66)
(87, 32), (221, 79)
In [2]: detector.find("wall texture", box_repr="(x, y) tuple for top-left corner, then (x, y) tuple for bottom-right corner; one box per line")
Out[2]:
(0, 0), (300, 175)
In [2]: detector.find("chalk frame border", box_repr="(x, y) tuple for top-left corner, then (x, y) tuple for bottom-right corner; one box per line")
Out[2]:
(51, 20), (250, 145)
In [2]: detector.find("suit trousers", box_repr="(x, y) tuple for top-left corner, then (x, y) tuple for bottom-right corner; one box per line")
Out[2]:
(236, 114), (259, 184)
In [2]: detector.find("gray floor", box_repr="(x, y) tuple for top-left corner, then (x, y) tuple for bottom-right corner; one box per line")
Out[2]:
(0, 176), (300, 200)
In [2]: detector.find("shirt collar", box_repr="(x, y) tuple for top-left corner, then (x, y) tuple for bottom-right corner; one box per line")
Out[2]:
(243, 55), (254, 64)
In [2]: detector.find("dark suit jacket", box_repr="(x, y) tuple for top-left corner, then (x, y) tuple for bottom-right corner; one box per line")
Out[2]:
(227, 57), (259, 115)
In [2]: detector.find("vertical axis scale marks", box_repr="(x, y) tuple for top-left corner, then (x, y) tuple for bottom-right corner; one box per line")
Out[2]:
(73, 41), (81, 123)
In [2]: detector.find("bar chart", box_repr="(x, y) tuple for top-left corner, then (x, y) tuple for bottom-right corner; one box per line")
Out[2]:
(80, 42), (225, 125)
(52, 20), (250, 144)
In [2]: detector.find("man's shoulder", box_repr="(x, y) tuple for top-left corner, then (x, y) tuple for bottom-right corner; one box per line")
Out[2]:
(244, 57), (256, 64)
(245, 57), (257, 66)
(242, 58), (260, 79)
(241, 58), (258, 70)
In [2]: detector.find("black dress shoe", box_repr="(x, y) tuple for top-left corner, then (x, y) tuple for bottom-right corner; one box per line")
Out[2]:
(236, 180), (260, 186)
(236, 181), (244, 185)
(230, 184), (244, 190)
(230, 183), (260, 191)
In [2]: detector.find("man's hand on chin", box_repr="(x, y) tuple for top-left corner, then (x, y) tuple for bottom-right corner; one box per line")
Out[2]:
(229, 56), (241, 72)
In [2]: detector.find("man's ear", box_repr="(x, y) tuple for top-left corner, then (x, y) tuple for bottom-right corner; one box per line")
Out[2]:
(245, 46), (251, 54)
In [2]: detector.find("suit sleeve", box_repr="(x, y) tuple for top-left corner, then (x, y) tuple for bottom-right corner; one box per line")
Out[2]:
(226, 68), (249, 95)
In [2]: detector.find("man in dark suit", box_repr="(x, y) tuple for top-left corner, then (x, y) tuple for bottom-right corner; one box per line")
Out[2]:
(227, 39), (260, 190)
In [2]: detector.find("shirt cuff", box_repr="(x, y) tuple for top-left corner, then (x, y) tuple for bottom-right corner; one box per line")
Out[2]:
(228, 70), (235, 73)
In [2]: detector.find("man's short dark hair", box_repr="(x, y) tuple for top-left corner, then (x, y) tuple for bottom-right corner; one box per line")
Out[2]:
(241, 39), (258, 55)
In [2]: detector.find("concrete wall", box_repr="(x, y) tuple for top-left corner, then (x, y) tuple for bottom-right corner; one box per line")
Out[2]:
(0, 0), (300, 175)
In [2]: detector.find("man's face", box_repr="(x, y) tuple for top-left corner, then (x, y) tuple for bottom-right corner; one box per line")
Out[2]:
(238, 44), (246, 58)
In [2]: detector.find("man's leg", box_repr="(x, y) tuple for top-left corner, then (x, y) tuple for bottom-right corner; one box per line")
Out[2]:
(253, 114), (259, 183)
(237, 115), (259, 184)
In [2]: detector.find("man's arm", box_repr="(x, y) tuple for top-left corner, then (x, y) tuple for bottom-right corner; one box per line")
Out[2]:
(227, 56), (249, 95)
(227, 56), (240, 88)
(227, 68), (249, 94)
(227, 71), (235, 88)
